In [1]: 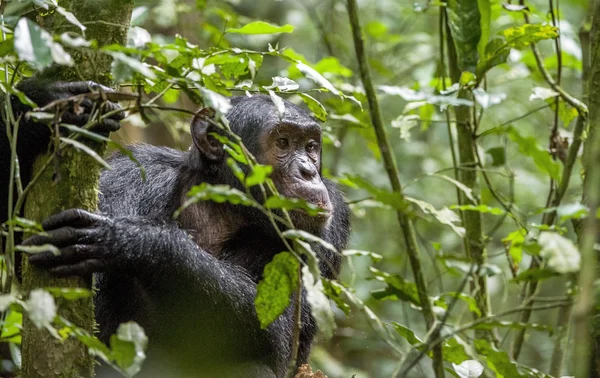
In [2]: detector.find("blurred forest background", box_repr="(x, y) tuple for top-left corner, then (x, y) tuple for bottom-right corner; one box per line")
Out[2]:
(2, 0), (598, 377)
(115, 1), (589, 377)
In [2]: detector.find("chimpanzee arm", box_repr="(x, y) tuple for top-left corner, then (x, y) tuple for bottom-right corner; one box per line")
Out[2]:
(24, 210), (293, 376)
(0, 80), (122, 224)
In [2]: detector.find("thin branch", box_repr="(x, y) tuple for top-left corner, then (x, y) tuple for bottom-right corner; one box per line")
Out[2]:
(345, 1), (444, 377)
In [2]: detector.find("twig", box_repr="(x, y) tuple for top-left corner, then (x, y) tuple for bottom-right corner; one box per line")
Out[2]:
(346, 1), (444, 377)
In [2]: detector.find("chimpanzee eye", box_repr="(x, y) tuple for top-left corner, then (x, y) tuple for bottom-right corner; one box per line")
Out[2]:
(276, 138), (289, 150)
(306, 141), (319, 153)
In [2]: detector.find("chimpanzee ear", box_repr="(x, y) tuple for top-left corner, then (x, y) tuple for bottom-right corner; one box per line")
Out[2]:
(191, 109), (224, 162)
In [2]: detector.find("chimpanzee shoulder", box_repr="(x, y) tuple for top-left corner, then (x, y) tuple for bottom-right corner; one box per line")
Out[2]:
(99, 144), (190, 219)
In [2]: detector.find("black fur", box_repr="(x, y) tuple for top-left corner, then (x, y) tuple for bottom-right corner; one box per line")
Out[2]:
(0, 80), (351, 377)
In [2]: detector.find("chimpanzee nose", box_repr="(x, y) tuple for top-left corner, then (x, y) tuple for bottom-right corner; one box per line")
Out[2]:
(299, 160), (318, 180)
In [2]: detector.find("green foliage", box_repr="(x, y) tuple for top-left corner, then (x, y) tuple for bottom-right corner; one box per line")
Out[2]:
(507, 127), (562, 180)
(1, 0), (593, 377)
(255, 252), (301, 329)
(477, 24), (559, 76)
(447, 0), (482, 73)
(226, 21), (294, 35)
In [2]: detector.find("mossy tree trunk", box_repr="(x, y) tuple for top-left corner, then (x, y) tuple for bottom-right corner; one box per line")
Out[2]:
(21, 2), (133, 377)
(574, 2), (600, 377)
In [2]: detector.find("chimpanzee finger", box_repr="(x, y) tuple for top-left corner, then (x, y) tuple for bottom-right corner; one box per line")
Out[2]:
(29, 244), (98, 267)
(66, 81), (114, 96)
(61, 110), (121, 132)
(41, 209), (104, 230)
(22, 227), (96, 247)
(49, 259), (105, 277)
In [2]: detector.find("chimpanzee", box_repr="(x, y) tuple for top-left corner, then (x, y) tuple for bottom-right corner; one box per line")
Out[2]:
(0, 79), (351, 377)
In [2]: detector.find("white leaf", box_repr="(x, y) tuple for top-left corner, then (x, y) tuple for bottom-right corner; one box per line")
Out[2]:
(302, 266), (335, 339)
(538, 232), (580, 274)
(296, 62), (339, 95)
(264, 77), (299, 92)
(0, 295), (16, 312)
(530, 87), (559, 101)
(127, 26), (152, 48)
(453, 360), (484, 378)
(391, 114), (419, 140)
(25, 289), (56, 329)
(200, 88), (232, 116)
(407, 197), (465, 237)
(268, 90), (286, 120)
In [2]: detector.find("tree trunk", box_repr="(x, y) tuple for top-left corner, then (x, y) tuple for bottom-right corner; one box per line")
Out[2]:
(21, 2), (133, 377)
(574, 2), (600, 377)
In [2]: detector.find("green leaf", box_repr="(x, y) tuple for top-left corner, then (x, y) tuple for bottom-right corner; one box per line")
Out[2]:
(60, 138), (112, 170)
(343, 174), (408, 211)
(14, 18), (53, 69)
(475, 339), (529, 378)
(312, 57), (353, 77)
(379, 85), (474, 107)
(478, 24), (559, 75)
(470, 320), (552, 334)
(503, 228), (526, 266)
(408, 198), (465, 237)
(255, 252), (300, 329)
(45, 287), (92, 301)
(486, 146), (505, 166)
(302, 266), (335, 339)
(447, 0), (482, 73)
(512, 267), (558, 283)
(477, 0), (491, 58)
(557, 203), (589, 223)
(245, 164), (273, 187)
(227, 21), (294, 35)
(450, 204), (505, 215)
(322, 279), (350, 316)
(264, 195), (326, 217)
(370, 267), (420, 305)
(110, 322), (148, 377)
(176, 183), (257, 217)
(391, 322), (423, 346)
(55, 6), (86, 32)
(433, 292), (482, 317)
(282, 229), (336, 252)
(0, 310), (22, 344)
(298, 93), (327, 122)
(507, 127), (561, 180)
(342, 250), (383, 263)
(296, 62), (340, 96)
(106, 51), (157, 82)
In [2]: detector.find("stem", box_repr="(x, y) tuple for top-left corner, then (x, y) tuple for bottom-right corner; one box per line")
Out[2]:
(549, 300), (571, 376)
(345, 1), (444, 377)
(444, 8), (491, 339)
(286, 264), (303, 378)
(511, 1), (590, 359)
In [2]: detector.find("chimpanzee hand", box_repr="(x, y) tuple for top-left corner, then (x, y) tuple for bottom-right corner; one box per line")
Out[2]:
(15, 79), (124, 133)
(23, 209), (124, 276)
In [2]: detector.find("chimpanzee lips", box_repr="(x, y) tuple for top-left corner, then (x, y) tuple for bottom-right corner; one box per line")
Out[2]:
(286, 183), (332, 218)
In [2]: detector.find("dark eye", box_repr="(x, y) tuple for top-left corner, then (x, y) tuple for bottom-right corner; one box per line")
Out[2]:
(306, 141), (319, 153)
(276, 138), (289, 150)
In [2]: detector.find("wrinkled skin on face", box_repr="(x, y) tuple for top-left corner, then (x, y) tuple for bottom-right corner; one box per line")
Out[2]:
(259, 120), (332, 231)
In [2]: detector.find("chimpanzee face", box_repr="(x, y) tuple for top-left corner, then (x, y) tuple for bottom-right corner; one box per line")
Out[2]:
(190, 95), (334, 231)
(262, 121), (332, 220)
